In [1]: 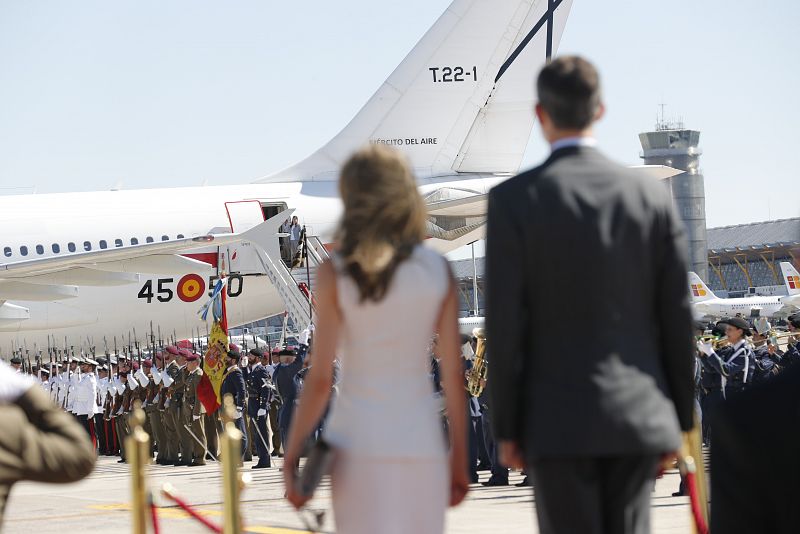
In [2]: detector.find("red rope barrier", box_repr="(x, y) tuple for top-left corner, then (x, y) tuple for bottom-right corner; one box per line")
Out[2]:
(149, 493), (161, 534)
(161, 489), (222, 534)
(685, 471), (709, 534)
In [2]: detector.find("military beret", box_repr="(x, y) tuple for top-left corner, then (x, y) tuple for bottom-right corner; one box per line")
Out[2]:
(719, 317), (752, 336)
(165, 346), (181, 356)
(229, 343), (240, 353)
(178, 348), (191, 358)
(185, 353), (199, 362)
(143, 359), (153, 368)
(155, 351), (165, 360)
(130, 361), (140, 371)
(248, 348), (263, 358)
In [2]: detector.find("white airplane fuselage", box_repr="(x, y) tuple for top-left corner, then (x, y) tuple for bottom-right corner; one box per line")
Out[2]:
(0, 175), (500, 351)
(693, 296), (789, 319)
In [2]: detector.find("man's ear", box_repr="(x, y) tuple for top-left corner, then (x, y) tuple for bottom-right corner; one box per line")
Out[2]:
(594, 102), (606, 122)
(534, 103), (546, 124)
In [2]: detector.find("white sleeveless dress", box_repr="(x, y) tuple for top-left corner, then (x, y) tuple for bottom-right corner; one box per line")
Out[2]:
(325, 244), (450, 534)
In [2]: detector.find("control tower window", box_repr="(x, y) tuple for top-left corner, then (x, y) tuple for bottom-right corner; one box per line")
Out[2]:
(3, 247), (11, 257)
(99, 240), (107, 249)
(68, 242), (76, 252)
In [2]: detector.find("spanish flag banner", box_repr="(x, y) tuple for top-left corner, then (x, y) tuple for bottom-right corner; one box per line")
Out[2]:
(197, 278), (228, 414)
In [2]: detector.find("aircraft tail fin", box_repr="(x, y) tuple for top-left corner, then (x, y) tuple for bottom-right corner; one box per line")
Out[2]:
(688, 272), (716, 302)
(780, 261), (800, 296)
(256, 0), (574, 183)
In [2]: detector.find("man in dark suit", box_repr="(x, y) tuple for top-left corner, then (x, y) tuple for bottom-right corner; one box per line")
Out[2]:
(273, 347), (306, 454)
(486, 56), (695, 534)
(220, 347), (249, 460)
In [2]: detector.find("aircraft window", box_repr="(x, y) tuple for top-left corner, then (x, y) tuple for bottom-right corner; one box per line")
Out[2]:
(20, 246), (28, 256)
(177, 234), (184, 239)
(52, 243), (60, 253)
(35, 244), (44, 255)
(84, 241), (92, 251)
(131, 238), (138, 245)
(115, 239), (123, 248)
(146, 236), (154, 243)
(3, 247), (10, 257)
(161, 235), (169, 241)
(99, 240), (107, 249)
(68, 242), (76, 252)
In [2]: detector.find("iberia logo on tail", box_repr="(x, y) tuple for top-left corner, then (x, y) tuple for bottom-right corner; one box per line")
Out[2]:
(691, 284), (707, 297)
(787, 275), (799, 290)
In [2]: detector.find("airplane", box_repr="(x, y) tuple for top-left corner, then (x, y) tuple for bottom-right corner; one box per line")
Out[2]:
(458, 316), (485, 337)
(688, 271), (797, 319)
(0, 0), (676, 355)
(780, 261), (800, 307)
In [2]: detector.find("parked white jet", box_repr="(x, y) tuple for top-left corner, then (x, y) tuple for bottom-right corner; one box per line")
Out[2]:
(688, 272), (797, 319)
(0, 0), (581, 352)
(780, 261), (800, 307)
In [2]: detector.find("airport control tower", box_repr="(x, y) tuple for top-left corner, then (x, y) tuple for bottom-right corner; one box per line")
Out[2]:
(639, 118), (708, 281)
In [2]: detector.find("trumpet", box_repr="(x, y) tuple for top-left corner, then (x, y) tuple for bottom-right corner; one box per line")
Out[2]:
(698, 336), (730, 350)
(767, 330), (799, 346)
(466, 328), (487, 397)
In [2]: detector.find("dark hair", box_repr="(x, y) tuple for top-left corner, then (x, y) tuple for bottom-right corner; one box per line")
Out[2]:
(537, 56), (601, 129)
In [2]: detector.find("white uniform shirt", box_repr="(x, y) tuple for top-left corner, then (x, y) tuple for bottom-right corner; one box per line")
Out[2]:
(72, 372), (98, 416)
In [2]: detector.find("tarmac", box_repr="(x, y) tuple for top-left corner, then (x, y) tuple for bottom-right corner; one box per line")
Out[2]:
(3, 456), (697, 533)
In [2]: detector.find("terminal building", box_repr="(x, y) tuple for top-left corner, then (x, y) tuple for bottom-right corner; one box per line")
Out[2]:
(448, 216), (800, 316)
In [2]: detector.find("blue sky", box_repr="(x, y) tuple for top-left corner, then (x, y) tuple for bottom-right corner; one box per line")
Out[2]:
(1, 0), (798, 232)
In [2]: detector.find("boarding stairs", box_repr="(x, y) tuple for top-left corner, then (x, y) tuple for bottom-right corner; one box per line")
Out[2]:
(252, 230), (329, 333)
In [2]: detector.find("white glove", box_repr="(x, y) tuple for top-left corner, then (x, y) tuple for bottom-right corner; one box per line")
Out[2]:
(135, 369), (150, 388)
(257, 408), (267, 417)
(697, 340), (714, 356)
(161, 372), (174, 388)
(234, 408), (243, 420)
(192, 415), (200, 421)
(151, 368), (162, 385)
(128, 375), (139, 390)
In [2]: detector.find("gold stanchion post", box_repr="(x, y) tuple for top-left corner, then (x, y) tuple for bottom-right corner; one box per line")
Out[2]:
(680, 413), (710, 534)
(126, 400), (150, 534)
(220, 394), (245, 534)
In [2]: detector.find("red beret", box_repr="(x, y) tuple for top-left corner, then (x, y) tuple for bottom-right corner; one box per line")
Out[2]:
(143, 359), (153, 368)
(131, 361), (140, 371)
(178, 348), (191, 358)
(155, 351), (164, 360)
(165, 346), (180, 356)
(185, 352), (200, 362)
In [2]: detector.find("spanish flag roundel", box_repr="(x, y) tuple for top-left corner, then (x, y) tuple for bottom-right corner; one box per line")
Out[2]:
(177, 274), (205, 302)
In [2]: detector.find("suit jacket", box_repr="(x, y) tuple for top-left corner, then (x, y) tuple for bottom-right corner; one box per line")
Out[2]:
(220, 367), (247, 412)
(487, 145), (695, 457)
(0, 386), (95, 524)
(710, 366), (800, 533)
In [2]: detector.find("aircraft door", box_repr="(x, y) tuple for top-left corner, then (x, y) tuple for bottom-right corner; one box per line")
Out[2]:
(222, 201), (266, 275)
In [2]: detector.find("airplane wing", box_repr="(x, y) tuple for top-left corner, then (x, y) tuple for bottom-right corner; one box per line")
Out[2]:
(0, 215), (286, 303)
(424, 189), (487, 253)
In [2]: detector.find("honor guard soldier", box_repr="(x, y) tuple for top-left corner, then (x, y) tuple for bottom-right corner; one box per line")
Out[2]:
(698, 317), (755, 397)
(9, 356), (22, 372)
(171, 348), (190, 466)
(161, 346), (182, 465)
(181, 352), (206, 466)
(246, 348), (273, 469)
(220, 346), (249, 461)
(73, 357), (99, 449)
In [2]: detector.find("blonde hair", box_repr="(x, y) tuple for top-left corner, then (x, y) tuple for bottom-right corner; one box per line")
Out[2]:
(337, 145), (427, 302)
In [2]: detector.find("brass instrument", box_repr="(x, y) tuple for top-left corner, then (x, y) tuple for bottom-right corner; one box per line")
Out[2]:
(466, 328), (487, 397)
(698, 335), (730, 350)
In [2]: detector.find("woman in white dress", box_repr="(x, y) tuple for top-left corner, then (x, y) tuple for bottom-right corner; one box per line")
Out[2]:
(283, 145), (469, 533)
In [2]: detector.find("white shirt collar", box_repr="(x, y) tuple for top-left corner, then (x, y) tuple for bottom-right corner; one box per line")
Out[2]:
(550, 136), (597, 153)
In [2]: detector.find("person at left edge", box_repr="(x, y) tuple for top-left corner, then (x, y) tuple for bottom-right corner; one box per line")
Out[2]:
(220, 346), (249, 461)
(246, 348), (273, 469)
